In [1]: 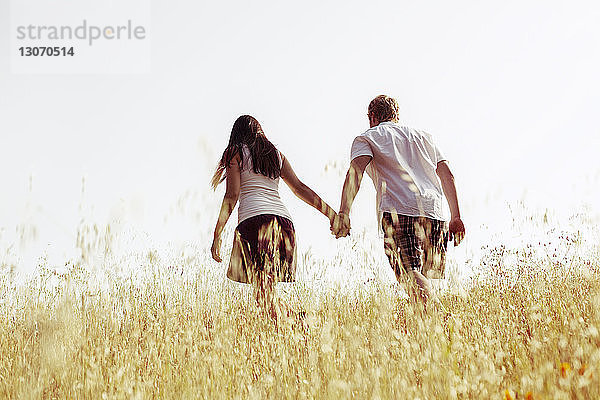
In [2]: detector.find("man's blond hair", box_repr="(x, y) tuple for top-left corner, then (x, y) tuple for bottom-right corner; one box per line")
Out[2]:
(368, 95), (399, 123)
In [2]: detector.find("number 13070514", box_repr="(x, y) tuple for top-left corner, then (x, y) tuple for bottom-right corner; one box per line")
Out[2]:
(19, 47), (75, 56)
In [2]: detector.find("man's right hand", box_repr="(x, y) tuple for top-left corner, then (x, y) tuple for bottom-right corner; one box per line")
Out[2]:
(449, 217), (465, 246)
(331, 213), (351, 238)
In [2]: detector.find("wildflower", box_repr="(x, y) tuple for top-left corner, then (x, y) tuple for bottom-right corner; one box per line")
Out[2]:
(504, 389), (514, 400)
(525, 392), (534, 400)
(559, 362), (571, 378)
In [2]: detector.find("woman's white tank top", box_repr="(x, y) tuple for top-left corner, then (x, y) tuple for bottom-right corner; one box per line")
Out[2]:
(237, 145), (292, 225)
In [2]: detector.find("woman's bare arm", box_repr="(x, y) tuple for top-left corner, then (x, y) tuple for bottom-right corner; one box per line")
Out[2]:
(280, 155), (336, 223)
(211, 154), (241, 262)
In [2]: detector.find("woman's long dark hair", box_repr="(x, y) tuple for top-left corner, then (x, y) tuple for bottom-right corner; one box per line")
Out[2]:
(211, 115), (281, 189)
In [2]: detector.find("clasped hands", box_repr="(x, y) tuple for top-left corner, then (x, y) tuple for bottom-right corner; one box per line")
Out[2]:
(331, 213), (466, 245)
(330, 212), (351, 239)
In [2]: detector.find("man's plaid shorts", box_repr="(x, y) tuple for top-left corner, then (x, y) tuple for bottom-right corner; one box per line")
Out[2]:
(381, 212), (449, 279)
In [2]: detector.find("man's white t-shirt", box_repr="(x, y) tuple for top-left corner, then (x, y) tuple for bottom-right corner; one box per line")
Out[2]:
(350, 121), (448, 222)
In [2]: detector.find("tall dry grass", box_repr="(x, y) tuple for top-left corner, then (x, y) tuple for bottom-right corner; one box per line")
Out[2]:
(1, 236), (599, 399)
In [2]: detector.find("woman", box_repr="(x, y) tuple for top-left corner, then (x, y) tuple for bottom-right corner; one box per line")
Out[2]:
(211, 115), (336, 320)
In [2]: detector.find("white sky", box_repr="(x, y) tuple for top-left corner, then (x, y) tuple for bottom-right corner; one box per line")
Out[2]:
(1, 0), (599, 271)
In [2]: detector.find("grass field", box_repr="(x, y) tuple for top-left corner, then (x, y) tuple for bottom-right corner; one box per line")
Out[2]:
(1, 219), (599, 400)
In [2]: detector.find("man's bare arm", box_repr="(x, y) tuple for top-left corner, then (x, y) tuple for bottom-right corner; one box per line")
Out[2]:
(436, 160), (465, 245)
(340, 155), (372, 214)
(333, 155), (372, 237)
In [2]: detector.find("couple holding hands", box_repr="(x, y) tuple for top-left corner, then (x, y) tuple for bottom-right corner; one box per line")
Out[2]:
(211, 95), (465, 319)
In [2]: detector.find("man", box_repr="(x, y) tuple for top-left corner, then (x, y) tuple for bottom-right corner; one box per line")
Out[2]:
(331, 95), (465, 304)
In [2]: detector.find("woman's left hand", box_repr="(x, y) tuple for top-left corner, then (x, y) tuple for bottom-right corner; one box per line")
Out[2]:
(211, 236), (223, 262)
